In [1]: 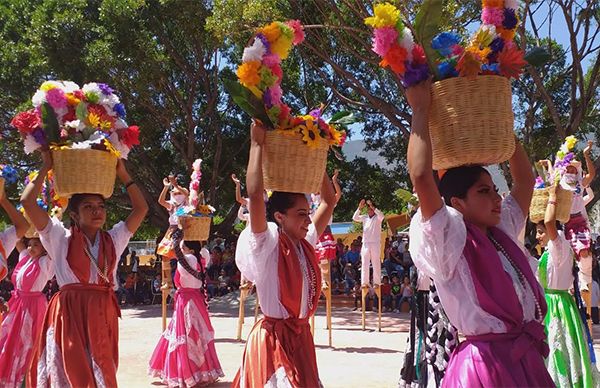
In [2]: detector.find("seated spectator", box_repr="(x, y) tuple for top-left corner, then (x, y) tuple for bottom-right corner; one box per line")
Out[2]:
(217, 269), (231, 296)
(125, 272), (136, 305)
(383, 249), (404, 281)
(396, 276), (413, 312)
(391, 274), (402, 312)
(152, 274), (161, 294)
(374, 275), (392, 312)
(343, 263), (357, 296)
(342, 243), (361, 268)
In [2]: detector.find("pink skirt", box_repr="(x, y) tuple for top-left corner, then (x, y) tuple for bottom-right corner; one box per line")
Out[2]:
(148, 288), (223, 387)
(0, 290), (47, 387)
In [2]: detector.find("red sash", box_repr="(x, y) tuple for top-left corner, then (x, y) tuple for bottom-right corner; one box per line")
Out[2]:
(67, 227), (117, 286)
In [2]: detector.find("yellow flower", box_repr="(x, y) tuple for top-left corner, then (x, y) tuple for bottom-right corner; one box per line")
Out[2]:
(471, 25), (496, 48)
(103, 138), (121, 158)
(270, 36), (293, 59)
(364, 2), (400, 28)
(466, 45), (491, 62)
(298, 117), (321, 148)
(87, 112), (101, 128)
(565, 135), (577, 150)
(40, 81), (60, 91)
(329, 128), (344, 147)
(260, 22), (282, 43)
(66, 93), (80, 106)
(236, 61), (262, 88)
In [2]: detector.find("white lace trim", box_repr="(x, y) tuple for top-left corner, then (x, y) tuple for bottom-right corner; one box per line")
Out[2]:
(265, 367), (293, 388)
(148, 367), (223, 387)
(498, 251), (537, 322)
(37, 327), (70, 388)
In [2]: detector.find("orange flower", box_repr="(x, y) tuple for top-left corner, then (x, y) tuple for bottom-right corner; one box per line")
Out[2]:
(237, 61), (262, 88)
(482, 0), (503, 7)
(498, 45), (527, 79)
(260, 22), (281, 43)
(456, 50), (482, 78)
(496, 27), (516, 41)
(380, 44), (407, 75)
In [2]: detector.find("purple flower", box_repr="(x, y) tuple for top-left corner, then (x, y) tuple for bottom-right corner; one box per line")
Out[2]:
(490, 37), (505, 53)
(309, 107), (322, 119)
(402, 63), (430, 88)
(431, 32), (462, 57)
(256, 34), (271, 53)
(482, 63), (500, 74)
(534, 176), (545, 189)
(32, 127), (47, 145)
(114, 103), (126, 118)
(98, 83), (114, 95)
(503, 8), (518, 30)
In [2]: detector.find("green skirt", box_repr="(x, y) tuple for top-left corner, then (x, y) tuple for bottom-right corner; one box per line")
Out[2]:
(544, 289), (599, 388)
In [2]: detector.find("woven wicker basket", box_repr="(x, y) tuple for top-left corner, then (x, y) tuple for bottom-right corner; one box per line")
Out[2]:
(429, 75), (516, 170)
(180, 216), (211, 241)
(263, 131), (329, 193)
(51, 149), (118, 198)
(529, 187), (573, 223)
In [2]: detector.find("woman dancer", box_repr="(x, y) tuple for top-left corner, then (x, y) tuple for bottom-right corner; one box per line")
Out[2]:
(157, 174), (189, 260)
(149, 228), (224, 387)
(536, 184), (599, 387)
(407, 79), (553, 386)
(23, 151), (148, 387)
(233, 120), (336, 387)
(0, 236), (53, 387)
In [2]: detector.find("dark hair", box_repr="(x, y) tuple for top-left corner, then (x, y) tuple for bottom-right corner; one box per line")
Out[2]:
(535, 220), (563, 231)
(68, 193), (105, 213)
(266, 191), (307, 223)
(438, 166), (490, 206)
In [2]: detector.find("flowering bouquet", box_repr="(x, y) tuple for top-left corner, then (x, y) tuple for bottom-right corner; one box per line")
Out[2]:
(11, 81), (140, 159)
(176, 158), (215, 217)
(226, 20), (348, 149)
(0, 165), (17, 185)
(365, 1), (533, 83)
(19, 170), (67, 218)
(534, 136), (578, 189)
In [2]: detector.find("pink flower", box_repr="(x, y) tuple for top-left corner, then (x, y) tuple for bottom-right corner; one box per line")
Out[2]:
(46, 88), (67, 110)
(372, 27), (398, 57)
(451, 44), (464, 56)
(191, 181), (200, 191)
(11, 110), (41, 134)
(60, 129), (69, 138)
(262, 53), (281, 68)
(286, 20), (305, 45)
(266, 84), (283, 106)
(482, 7), (504, 26)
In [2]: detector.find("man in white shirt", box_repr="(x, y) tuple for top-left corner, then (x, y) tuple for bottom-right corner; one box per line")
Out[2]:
(353, 199), (384, 288)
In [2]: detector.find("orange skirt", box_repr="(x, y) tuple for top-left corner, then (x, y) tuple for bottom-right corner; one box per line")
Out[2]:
(232, 316), (320, 388)
(27, 283), (120, 388)
(157, 226), (177, 259)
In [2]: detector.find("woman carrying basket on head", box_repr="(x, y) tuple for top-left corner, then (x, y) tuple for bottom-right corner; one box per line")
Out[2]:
(535, 183), (599, 387)
(157, 174), (189, 260)
(406, 79), (553, 386)
(23, 150), (148, 387)
(232, 120), (336, 387)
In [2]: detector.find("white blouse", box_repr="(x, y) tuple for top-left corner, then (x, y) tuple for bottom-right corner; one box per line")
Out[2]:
(352, 208), (385, 244)
(178, 253), (204, 289)
(0, 226), (17, 273)
(540, 231), (575, 290)
(39, 217), (132, 290)
(15, 250), (55, 292)
(409, 195), (539, 336)
(236, 222), (318, 319)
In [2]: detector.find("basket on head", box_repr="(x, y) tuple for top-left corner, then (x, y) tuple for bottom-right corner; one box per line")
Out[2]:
(263, 131), (328, 194)
(51, 149), (118, 198)
(429, 75), (516, 170)
(180, 216), (211, 241)
(529, 186), (573, 223)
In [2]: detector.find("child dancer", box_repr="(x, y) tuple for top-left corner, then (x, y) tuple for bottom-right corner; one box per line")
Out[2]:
(23, 151), (148, 387)
(233, 120), (336, 387)
(0, 192), (29, 280)
(406, 79), (553, 386)
(0, 236), (53, 387)
(536, 184), (599, 387)
(149, 229), (224, 387)
(157, 175), (189, 260)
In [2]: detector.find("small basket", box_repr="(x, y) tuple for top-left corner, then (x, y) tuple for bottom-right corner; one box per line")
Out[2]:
(263, 131), (329, 193)
(529, 187), (573, 223)
(429, 75), (516, 170)
(180, 216), (211, 241)
(51, 148), (118, 198)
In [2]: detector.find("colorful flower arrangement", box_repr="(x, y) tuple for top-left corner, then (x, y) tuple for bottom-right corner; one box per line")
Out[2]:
(228, 20), (349, 149)
(176, 158), (215, 217)
(0, 165), (17, 185)
(363, 3), (429, 87)
(11, 81), (140, 158)
(534, 136), (578, 189)
(364, 1), (528, 83)
(18, 170), (67, 218)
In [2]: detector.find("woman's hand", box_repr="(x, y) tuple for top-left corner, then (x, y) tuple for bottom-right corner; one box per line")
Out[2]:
(584, 140), (593, 157)
(231, 173), (240, 185)
(250, 119), (266, 146)
(405, 77), (432, 113)
(163, 177), (170, 187)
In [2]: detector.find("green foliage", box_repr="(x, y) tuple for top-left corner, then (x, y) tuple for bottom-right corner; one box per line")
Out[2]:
(414, 0), (443, 77)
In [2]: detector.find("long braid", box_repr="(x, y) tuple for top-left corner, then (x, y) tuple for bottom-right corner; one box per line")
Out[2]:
(172, 228), (209, 304)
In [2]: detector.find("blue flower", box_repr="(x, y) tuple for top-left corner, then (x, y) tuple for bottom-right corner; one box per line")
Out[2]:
(482, 63), (500, 74)
(437, 61), (458, 79)
(431, 32), (461, 57)
(0, 165), (17, 184)
(113, 103), (127, 118)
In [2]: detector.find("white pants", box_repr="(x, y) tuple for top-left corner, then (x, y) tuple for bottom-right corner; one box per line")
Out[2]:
(361, 242), (381, 286)
(579, 253), (593, 290)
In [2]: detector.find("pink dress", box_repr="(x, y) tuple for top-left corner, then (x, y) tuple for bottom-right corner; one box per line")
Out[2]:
(148, 253), (224, 387)
(0, 251), (54, 387)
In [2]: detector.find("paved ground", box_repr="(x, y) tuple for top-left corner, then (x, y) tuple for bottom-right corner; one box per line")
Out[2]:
(118, 292), (600, 387)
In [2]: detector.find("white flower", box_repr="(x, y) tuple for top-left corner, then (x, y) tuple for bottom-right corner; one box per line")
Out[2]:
(71, 140), (96, 149)
(65, 119), (82, 130)
(32, 90), (47, 107)
(62, 81), (80, 93)
(23, 135), (41, 154)
(114, 118), (128, 130)
(242, 37), (267, 62)
(108, 132), (130, 159)
(81, 83), (100, 95)
(504, 0), (522, 10)
(99, 93), (119, 108)
(88, 131), (107, 142)
(399, 28), (415, 62)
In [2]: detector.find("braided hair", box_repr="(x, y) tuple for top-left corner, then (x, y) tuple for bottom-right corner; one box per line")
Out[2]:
(171, 228), (209, 304)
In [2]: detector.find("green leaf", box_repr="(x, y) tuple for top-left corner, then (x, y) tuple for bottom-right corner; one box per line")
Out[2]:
(222, 78), (274, 128)
(76, 102), (88, 121)
(524, 47), (552, 67)
(41, 103), (60, 144)
(330, 110), (351, 122)
(330, 112), (359, 126)
(414, 0), (443, 79)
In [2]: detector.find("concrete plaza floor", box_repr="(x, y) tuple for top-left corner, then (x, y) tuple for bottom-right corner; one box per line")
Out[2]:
(117, 292), (600, 387)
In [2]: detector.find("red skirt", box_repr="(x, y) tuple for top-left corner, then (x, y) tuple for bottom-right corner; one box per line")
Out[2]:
(316, 227), (336, 261)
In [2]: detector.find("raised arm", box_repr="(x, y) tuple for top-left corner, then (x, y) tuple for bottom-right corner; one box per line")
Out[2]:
(332, 169), (342, 204)
(157, 178), (171, 210)
(584, 187), (594, 206)
(544, 185), (559, 242)
(232, 174), (248, 206)
(406, 79), (443, 220)
(312, 173), (336, 237)
(247, 120), (268, 234)
(170, 175), (190, 198)
(352, 199), (365, 222)
(508, 140), (535, 216)
(582, 140), (595, 187)
(21, 151), (52, 232)
(117, 160), (149, 234)
(1, 195), (29, 239)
